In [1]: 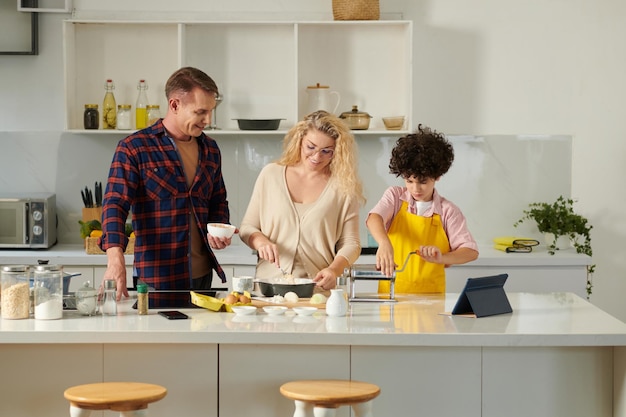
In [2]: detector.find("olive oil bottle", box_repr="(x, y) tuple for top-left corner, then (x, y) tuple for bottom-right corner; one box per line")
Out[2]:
(135, 79), (149, 129)
(102, 79), (117, 129)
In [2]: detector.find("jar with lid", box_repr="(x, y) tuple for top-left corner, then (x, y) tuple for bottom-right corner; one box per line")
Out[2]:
(83, 104), (99, 129)
(33, 264), (63, 320)
(75, 281), (98, 316)
(146, 104), (161, 126)
(102, 279), (117, 315)
(1, 265), (31, 320)
(117, 104), (132, 130)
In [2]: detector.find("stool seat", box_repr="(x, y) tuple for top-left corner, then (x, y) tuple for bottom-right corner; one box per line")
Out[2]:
(280, 380), (380, 417)
(64, 382), (167, 413)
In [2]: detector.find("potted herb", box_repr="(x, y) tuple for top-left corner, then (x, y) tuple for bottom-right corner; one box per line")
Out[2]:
(514, 195), (595, 296)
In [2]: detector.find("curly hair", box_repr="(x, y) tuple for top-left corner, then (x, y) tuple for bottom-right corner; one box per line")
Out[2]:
(277, 110), (365, 205)
(389, 124), (454, 180)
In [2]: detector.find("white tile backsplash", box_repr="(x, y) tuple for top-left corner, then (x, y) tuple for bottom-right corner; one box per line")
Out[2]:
(0, 131), (571, 246)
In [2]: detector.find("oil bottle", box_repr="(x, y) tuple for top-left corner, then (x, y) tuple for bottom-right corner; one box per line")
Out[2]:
(135, 79), (149, 129)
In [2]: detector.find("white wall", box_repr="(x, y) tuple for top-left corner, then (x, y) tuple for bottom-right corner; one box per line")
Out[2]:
(1, 0), (625, 322)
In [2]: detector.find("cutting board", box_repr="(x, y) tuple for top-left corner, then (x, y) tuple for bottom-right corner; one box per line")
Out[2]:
(251, 297), (326, 309)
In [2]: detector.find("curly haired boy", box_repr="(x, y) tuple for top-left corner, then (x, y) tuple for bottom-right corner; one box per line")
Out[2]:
(366, 125), (479, 293)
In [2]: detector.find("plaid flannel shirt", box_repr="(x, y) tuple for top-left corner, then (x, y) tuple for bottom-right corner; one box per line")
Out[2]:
(99, 120), (229, 302)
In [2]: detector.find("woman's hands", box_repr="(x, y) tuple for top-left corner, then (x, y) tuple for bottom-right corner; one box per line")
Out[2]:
(254, 233), (280, 268)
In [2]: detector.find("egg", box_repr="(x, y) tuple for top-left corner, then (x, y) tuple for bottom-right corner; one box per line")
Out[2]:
(224, 294), (238, 305)
(239, 295), (251, 304)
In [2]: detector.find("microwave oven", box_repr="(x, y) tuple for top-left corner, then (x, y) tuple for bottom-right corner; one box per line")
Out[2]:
(0, 192), (57, 249)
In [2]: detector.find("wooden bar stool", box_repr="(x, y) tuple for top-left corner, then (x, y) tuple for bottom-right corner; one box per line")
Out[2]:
(63, 382), (167, 417)
(280, 379), (380, 417)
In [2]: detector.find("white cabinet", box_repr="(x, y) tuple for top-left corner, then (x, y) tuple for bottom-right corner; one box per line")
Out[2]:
(63, 20), (412, 134)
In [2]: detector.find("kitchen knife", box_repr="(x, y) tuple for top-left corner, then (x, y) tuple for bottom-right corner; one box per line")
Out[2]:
(80, 189), (88, 207)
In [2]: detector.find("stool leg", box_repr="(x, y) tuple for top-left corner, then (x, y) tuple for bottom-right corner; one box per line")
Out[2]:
(351, 400), (374, 417)
(69, 405), (91, 417)
(313, 406), (337, 417)
(120, 410), (148, 417)
(292, 400), (314, 417)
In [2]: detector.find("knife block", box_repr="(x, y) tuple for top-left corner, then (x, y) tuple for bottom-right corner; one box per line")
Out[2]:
(82, 207), (102, 223)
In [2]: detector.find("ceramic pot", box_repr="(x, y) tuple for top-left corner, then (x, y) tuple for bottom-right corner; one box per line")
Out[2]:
(326, 288), (348, 317)
(306, 83), (341, 115)
(544, 233), (571, 250)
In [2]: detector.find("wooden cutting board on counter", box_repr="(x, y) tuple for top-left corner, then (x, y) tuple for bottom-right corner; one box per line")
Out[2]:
(251, 297), (326, 309)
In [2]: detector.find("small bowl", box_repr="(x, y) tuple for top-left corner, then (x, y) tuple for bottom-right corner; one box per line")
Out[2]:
(263, 306), (288, 316)
(293, 306), (317, 316)
(207, 223), (236, 238)
(382, 116), (405, 130)
(231, 305), (257, 316)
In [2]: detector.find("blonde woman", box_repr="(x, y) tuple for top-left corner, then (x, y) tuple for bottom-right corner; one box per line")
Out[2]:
(239, 110), (365, 290)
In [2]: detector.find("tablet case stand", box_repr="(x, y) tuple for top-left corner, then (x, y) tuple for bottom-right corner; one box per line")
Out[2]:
(452, 273), (512, 318)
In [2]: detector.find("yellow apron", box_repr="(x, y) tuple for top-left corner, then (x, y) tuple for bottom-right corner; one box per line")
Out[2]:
(378, 201), (450, 294)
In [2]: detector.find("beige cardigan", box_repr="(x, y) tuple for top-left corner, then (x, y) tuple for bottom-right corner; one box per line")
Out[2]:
(239, 163), (361, 279)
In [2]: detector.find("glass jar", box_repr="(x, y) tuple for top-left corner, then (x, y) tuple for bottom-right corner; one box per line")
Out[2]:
(75, 281), (98, 316)
(83, 104), (99, 129)
(1, 265), (31, 320)
(33, 264), (63, 320)
(102, 279), (117, 315)
(146, 104), (161, 125)
(117, 104), (132, 130)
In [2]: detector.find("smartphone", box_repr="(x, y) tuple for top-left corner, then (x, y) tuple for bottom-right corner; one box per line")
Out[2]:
(158, 310), (189, 320)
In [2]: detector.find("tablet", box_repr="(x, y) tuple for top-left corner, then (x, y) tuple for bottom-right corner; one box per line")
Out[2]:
(451, 273), (512, 318)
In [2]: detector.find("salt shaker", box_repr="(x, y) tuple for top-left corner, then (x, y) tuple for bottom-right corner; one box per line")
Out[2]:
(102, 279), (117, 315)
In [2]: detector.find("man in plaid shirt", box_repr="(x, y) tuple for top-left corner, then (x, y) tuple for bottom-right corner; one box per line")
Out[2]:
(99, 67), (234, 307)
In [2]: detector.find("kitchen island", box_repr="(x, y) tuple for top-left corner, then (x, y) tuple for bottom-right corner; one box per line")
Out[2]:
(1, 292), (625, 417)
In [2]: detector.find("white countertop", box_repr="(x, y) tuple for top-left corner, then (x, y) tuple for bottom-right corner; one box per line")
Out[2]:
(0, 243), (591, 267)
(2, 292), (624, 347)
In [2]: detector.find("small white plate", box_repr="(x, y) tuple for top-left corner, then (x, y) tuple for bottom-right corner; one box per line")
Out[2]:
(231, 306), (257, 316)
(263, 306), (288, 316)
(293, 306), (317, 316)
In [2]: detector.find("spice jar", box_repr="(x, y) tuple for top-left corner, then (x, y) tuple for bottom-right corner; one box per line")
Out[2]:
(33, 264), (63, 320)
(83, 104), (99, 130)
(146, 104), (161, 125)
(117, 104), (132, 130)
(75, 281), (98, 316)
(137, 283), (149, 315)
(1, 265), (31, 320)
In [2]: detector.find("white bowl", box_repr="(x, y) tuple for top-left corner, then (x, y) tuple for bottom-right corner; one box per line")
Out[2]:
(293, 306), (317, 316)
(263, 306), (288, 316)
(207, 223), (236, 238)
(231, 306), (257, 316)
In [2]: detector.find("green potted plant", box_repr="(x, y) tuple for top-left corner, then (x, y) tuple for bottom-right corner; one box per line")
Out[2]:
(514, 195), (595, 296)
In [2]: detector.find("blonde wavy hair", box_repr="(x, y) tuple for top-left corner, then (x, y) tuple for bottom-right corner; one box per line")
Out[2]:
(277, 110), (365, 205)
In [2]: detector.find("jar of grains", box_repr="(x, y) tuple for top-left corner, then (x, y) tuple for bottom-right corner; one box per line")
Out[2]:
(1, 265), (31, 319)
(117, 104), (132, 130)
(33, 264), (64, 320)
(146, 104), (161, 125)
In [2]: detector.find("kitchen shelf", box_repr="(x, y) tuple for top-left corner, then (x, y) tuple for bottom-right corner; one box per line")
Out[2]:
(68, 129), (412, 136)
(63, 20), (412, 134)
